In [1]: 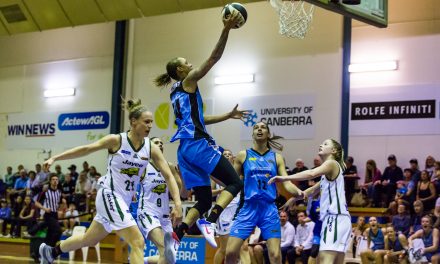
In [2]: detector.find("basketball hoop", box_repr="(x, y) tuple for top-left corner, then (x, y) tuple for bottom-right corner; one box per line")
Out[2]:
(270, 0), (315, 39)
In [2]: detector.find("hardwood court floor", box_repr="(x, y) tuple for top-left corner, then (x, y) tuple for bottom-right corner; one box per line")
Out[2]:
(0, 255), (115, 264)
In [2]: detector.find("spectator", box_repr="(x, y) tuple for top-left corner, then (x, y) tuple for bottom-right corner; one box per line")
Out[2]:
(287, 211), (314, 264)
(416, 170), (437, 213)
(310, 156), (322, 183)
(54, 165), (65, 184)
(67, 164), (78, 183)
(434, 196), (440, 229)
(383, 225), (408, 264)
(344, 156), (359, 203)
(87, 166), (101, 185)
(26, 171), (40, 199)
(382, 155), (404, 207)
(410, 200), (424, 235)
(81, 161), (89, 175)
(4, 166), (14, 188)
(9, 195), (23, 237)
(425, 155), (436, 180)
(62, 203), (80, 236)
(352, 216), (367, 258)
(388, 168), (416, 215)
(362, 159), (382, 207)
(0, 199), (11, 237)
(278, 211), (295, 264)
(35, 163), (48, 187)
(73, 171), (92, 212)
(290, 158), (309, 190)
(432, 161), (440, 195)
(9, 169), (28, 204)
(17, 195), (36, 238)
(391, 204), (411, 236)
(12, 164), (25, 185)
(360, 216), (387, 263)
(61, 173), (75, 204)
(409, 158), (421, 184)
(408, 215), (440, 264)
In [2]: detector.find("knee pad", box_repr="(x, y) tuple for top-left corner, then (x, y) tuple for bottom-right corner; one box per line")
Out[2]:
(193, 197), (212, 215)
(224, 178), (243, 197)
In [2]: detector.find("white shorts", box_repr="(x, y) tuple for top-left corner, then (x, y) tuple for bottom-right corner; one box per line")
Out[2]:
(216, 203), (238, 236)
(320, 214), (351, 252)
(93, 188), (137, 233)
(137, 210), (173, 239)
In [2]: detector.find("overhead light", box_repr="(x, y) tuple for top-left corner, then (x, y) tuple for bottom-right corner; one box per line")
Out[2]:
(214, 74), (254, 85)
(348, 61), (398, 73)
(44, 88), (76, 98)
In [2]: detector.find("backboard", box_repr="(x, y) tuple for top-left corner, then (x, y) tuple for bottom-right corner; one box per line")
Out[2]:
(303, 0), (388, 28)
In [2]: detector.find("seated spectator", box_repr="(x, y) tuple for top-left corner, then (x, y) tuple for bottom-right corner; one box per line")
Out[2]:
(351, 188), (370, 207)
(409, 158), (421, 184)
(344, 156), (359, 204)
(11, 164), (24, 186)
(425, 155), (436, 180)
(383, 225), (408, 264)
(434, 196), (440, 229)
(26, 171), (41, 199)
(362, 159), (382, 207)
(290, 158), (309, 190)
(0, 199), (11, 237)
(0, 178), (5, 200)
(35, 163), (48, 187)
(9, 169), (28, 204)
(54, 165), (65, 184)
(408, 215), (440, 264)
(61, 173), (75, 204)
(67, 164), (78, 183)
(62, 203), (80, 236)
(382, 155), (404, 207)
(9, 195), (23, 238)
(352, 216), (367, 258)
(87, 166), (101, 185)
(287, 211), (314, 264)
(73, 171), (91, 212)
(410, 200), (424, 235)
(4, 166), (14, 188)
(277, 210), (295, 264)
(391, 204), (411, 236)
(417, 170), (437, 213)
(16, 195), (36, 238)
(432, 161), (440, 195)
(360, 216), (387, 263)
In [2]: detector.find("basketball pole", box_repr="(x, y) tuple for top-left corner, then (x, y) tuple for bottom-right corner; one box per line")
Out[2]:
(340, 16), (351, 158)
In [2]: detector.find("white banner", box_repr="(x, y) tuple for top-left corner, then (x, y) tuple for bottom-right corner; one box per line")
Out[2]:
(240, 94), (315, 140)
(6, 110), (110, 149)
(350, 85), (440, 136)
(148, 99), (213, 143)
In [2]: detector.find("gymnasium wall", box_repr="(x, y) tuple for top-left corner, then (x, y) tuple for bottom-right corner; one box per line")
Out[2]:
(128, 2), (344, 169)
(0, 23), (115, 175)
(350, 0), (440, 181)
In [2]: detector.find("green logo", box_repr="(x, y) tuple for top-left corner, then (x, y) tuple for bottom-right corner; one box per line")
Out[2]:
(152, 184), (167, 194)
(120, 167), (139, 177)
(155, 103), (170, 129)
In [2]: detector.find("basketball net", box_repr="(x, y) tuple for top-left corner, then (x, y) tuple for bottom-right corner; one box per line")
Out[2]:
(270, 0), (315, 39)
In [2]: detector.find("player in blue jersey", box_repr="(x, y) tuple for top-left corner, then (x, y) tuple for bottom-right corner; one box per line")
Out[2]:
(269, 139), (351, 264)
(224, 122), (302, 264)
(154, 11), (247, 249)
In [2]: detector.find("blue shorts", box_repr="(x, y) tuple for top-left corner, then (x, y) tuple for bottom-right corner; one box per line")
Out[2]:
(229, 200), (280, 240)
(178, 138), (221, 190)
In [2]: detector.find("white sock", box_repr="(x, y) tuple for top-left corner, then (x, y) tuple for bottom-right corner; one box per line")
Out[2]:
(144, 257), (149, 264)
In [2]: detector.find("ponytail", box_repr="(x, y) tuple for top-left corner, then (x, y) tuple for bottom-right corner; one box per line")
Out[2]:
(154, 73), (172, 87)
(154, 57), (181, 88)
(330, 139), (346, 171)
(268, 134), (284, 151)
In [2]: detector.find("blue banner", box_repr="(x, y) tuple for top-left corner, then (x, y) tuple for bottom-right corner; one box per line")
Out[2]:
(58, 111), (109, 130)
(145, 236), (206, 264)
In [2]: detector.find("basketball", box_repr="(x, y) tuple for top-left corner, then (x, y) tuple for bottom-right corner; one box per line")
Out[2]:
(221, 3), (247, 28)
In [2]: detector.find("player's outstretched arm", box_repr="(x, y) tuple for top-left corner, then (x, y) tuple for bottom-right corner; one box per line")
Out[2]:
(269, 160), (337, 184)
(204, 104), (250, 125)
(304, 181), (321, 197)
(275, 153), (302, 196)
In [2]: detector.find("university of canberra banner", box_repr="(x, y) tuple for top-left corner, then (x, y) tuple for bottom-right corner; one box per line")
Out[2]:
(145, 236), (205, 264)
(240, 94), (315, 140)
(6, 111), (110, 149)
(350, 85), (440, 136)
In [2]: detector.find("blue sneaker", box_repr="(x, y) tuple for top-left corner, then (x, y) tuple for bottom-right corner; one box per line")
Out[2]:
(39, 243), (54, 264)
(196, 218), (217, 248)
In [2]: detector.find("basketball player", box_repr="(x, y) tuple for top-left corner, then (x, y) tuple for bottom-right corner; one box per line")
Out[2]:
(224, 122), (302, 264)
(154, 10), (246, 248)
(360, 217), (387, 264)
(269, 139), (351, 264)
(39, 99), (182, 264)
(408, 215), (440, 264)
(139, 137), (182, 264)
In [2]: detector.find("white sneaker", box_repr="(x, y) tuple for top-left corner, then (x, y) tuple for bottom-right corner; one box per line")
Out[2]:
(3, 234), (11, 238)
(196, 218), (217, 248)
(39, 242), (55, 264)
(164, 232), (179, 264)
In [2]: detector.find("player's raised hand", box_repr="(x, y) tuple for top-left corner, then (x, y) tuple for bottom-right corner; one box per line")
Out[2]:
(223, 9), (241, 29)
(229, 104), (250, 120)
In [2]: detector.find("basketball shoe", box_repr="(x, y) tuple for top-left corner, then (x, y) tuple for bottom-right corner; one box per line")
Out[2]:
(196, 218), (217, 248)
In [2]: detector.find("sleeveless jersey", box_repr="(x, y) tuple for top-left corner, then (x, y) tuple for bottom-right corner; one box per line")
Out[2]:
(307, 197), (322, 237)
(370, 228), (385, 250)
(138, 162), (170, 216)
(422, 229), (434, 248)
(388, 236), (403, 251)
(242, 149), (278, 202)
(319, 162), (349, 220)
(98, 132), (150, 206)
(170, 81), (210, 142)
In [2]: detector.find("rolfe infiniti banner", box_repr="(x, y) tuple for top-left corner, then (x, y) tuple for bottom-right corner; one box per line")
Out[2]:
(350, 85), (440, 136)
(6, 110), (110, 149)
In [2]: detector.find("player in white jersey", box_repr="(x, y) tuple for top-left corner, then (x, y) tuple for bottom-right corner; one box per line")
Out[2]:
(140, 137), (182, 264)
(269, 139), (351, 264)
(39, 99), (182, 264)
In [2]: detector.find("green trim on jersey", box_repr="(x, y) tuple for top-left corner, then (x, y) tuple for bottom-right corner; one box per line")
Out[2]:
(335, 183), (341, 214)
(113, 193), (125, 221)
(127, 131), (145, 152)
(141, 184), (145, 209)
(102, 190), (114, 223)
(334, 215), (338, 243)
(149, 161), (161, 173)
(323, 225), (328, 243)
(328, 183), (332, 205)
(139, 216), (147, 229)
(144, 212), (152, 224)
(109, 156), (115, 191)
